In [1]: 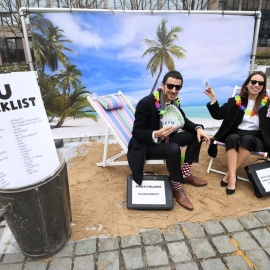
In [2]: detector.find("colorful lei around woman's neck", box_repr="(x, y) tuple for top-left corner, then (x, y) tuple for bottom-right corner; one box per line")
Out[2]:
(235, 93), (269, 116)
(153, 88), (180, 115)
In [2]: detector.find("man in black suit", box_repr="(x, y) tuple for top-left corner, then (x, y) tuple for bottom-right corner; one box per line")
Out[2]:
(127, 71), (210, 211)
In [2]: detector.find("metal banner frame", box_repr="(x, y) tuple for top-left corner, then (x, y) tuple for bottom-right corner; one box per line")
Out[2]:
(19, 8), (261, 73)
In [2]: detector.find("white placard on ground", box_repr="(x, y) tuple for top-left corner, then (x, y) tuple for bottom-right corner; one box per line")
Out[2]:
(0, 71), (60, 189)
(256, 168), (270, 192)
(132, 180), (166, 205)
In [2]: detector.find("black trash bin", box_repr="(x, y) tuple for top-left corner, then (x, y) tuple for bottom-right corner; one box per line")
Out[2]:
(0, 151), (72, 259)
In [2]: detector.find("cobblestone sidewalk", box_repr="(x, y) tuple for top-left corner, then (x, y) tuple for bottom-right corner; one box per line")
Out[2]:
(0, 209), (270, 269)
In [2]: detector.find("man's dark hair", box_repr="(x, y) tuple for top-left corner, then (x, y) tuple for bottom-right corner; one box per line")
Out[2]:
(162, 71), (183, 85)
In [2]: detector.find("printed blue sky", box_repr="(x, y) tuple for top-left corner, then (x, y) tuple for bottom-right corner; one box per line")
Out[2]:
(38, 12), (254, 106)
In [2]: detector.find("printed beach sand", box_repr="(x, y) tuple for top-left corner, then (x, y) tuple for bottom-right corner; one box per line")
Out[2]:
(52, 118), (270, 241)
(67, 141), (270, 241)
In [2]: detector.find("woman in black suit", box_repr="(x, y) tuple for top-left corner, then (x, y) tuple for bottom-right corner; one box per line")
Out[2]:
(204, 71), (270, 195)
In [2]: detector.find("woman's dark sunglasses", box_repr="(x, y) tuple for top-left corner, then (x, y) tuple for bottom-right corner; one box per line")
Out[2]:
(166, 84), (182, 90)
(250, 80), (265, 86)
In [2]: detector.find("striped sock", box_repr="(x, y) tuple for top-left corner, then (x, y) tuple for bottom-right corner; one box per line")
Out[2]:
(171, 180), (183, 191)
(182, 162), (192, 178)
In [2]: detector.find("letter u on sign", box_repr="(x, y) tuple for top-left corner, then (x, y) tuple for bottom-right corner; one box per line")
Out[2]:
(0, 84), (12, 100)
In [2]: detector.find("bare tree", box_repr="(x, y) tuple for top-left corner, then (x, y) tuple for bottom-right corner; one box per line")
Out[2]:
(116, 0), (217, 10)
(55, 0), (107, 8)
(0, 0), (35, 37)
(117, 0), (152, 10)
(219, 0), (261, 11)
(116, 0), (176, 10)
(170, 0), (217, 10)
(0, 0), (108, 35)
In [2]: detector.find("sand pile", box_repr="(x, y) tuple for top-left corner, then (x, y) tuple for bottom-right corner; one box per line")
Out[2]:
(67, 141), (270, 241)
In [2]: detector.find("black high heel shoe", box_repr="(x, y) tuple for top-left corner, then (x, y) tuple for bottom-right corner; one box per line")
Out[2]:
(226, 188), (235, 195)
(220, 179), (228, 187)
(226, 177), (237, 195)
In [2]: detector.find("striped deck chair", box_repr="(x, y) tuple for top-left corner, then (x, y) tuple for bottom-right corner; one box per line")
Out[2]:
(207, 85), (269, 181)
(87, 91), (165, 167)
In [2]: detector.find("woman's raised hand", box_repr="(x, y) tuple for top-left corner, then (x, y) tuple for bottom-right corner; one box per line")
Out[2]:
(203, 82), (217, 104)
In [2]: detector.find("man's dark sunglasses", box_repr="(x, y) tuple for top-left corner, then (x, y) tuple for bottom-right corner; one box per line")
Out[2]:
(250, 80), (265, 86)
(166, 84), (182, 90)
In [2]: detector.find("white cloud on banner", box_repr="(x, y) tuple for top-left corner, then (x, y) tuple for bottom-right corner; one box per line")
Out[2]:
(38, 12), (254, 105)
(46, 13), (104, 49)
(176, 15), (253, 82)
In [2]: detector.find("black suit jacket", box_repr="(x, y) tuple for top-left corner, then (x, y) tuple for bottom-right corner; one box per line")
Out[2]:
(207, 97), (270, 157)
(127, 94), (202, 185)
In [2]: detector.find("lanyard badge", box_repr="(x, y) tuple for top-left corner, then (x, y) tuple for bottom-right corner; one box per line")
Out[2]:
(267, 107), (270, 118)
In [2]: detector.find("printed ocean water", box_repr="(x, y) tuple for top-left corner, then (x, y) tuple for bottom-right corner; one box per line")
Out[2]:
(182, 105), (212, 119)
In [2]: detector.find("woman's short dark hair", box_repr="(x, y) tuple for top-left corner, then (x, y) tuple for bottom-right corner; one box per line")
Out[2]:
(162, 71), (183, 85)
(240, 71), (267, 113)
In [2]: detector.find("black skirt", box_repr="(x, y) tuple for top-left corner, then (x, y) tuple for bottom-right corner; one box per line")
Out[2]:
(225, 129), (264, 152)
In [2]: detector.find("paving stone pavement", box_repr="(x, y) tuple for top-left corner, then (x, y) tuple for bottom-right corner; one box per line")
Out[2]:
(0, 138), (269, 269)
(0, 209), (270, 269)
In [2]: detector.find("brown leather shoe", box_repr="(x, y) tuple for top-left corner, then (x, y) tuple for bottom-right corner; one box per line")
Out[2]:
(173, 189), (194, 211)
(184, 174), (207, 187)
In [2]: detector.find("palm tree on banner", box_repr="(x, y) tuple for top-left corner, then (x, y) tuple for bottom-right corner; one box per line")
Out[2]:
(37, 71), (60, 122)
(52, 84), (97, 128)
(32, 23), (76, 72)
(57, 64), (83, 95)
(141, 19), (186, 94)
(30, 13), (51, 33)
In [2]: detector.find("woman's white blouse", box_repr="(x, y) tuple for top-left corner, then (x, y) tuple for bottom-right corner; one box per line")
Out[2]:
(237, 99), (260, 131)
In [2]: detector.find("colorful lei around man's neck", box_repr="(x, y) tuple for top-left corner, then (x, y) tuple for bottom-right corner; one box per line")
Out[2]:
(153, 88), (180, 115)
(235, 93), (269, 116)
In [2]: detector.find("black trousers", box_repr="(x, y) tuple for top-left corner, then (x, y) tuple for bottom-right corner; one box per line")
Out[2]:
(145, 131), (202, 183)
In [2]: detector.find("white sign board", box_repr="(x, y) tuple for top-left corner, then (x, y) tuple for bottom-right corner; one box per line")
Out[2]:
(0, 72), (60, 189)
(132, 180), (166, 205)
(256, 168), (270, 192)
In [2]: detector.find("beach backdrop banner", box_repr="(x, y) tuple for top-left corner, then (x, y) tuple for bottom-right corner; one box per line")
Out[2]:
(30, 12), (255, 111)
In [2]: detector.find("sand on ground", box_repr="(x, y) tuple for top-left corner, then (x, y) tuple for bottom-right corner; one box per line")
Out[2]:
(67, 141), (270, 241)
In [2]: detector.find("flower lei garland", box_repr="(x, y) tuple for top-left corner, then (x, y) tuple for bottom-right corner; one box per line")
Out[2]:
(153, 88), (180, 115)
(235, 93), (269, 116)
